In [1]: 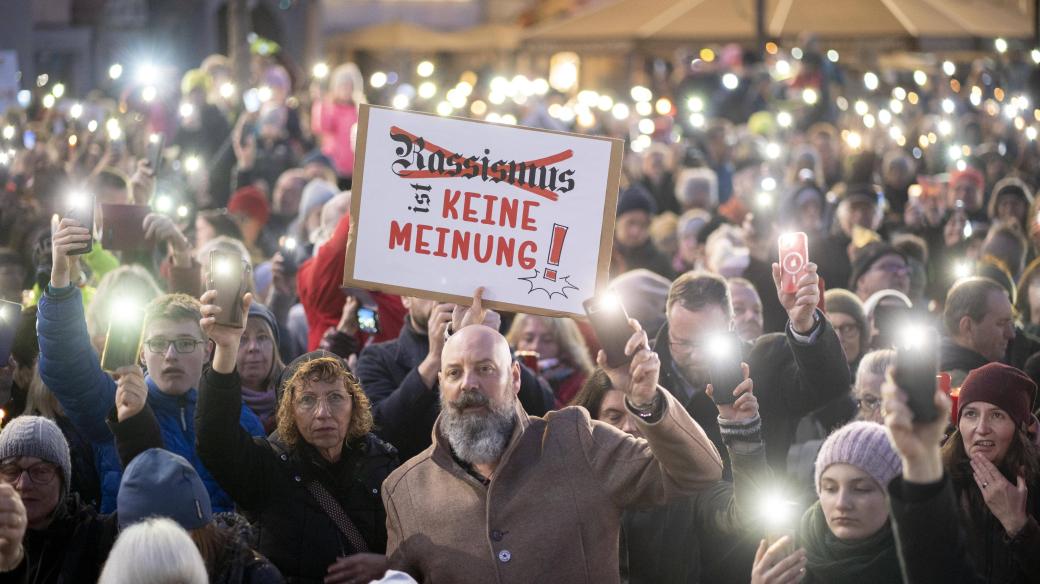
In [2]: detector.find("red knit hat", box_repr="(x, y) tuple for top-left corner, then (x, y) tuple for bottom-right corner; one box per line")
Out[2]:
(958, 362), (1037, 428)
(950, 167), (984, 191)
(228, 186), (270, 226)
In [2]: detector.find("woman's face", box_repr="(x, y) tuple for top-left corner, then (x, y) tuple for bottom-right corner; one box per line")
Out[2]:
(854, 371), (884, 424)
(516, 318), (560, 360)
(944, 210), (968, 246)
(997, 195), (1028, 225)
(596, 389), (642, 439)
(829, 312), (862, 363)
(237, 317), (275, 389)
(819, 463), (889, 541)
(959, 401), (1016, 465)
(293, 377), (354, 454)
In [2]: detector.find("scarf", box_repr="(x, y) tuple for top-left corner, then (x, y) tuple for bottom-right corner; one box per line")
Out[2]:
(799, 501), (904, 584)
(241, 385), (278, 427)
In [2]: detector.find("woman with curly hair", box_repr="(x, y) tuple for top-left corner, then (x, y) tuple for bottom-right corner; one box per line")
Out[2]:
(196, 289), (398, 584)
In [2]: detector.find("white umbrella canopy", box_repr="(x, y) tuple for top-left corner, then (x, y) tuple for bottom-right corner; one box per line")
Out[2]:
(767, 0), (1032, 39)
(523, 0), (1033, 43)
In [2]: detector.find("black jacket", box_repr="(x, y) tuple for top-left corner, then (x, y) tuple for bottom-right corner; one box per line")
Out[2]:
(621, 434), (769, 584)
(940, 338), (991, 387)
(889, 475), (982, 584)
(196, 366), (398, 584)
(355, 320), (555, 462)
(0, 405), (162, 584)
(653, 310), (851, 474)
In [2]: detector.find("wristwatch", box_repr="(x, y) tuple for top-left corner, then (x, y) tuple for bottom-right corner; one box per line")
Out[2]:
(627, 393), (661, 419)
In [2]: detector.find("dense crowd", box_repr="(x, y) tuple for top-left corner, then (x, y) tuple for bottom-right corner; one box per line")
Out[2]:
(0, 34), (1038, 584)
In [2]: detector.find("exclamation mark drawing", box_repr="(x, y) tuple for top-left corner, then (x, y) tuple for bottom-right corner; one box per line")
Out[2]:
(543, 223), (569, 281)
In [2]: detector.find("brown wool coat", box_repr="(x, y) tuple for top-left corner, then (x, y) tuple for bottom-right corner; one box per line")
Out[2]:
(382, 388), (724, 583)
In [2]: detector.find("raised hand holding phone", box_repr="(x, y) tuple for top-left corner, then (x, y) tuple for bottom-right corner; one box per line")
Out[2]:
(751, 536), (807, 584)
(882, 369), (951, 484)
(50, 217), (92, 288)
(704, 331), (745, 405)
(113, 365), (148, 422)
(707, 362), (757, 421)
(595, 316), (659, 407)
(200, 289), (253, 374)
(207, 251), (247, 328)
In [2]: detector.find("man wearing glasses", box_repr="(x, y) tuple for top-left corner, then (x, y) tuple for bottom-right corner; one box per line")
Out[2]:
(35, 219), (265, 513)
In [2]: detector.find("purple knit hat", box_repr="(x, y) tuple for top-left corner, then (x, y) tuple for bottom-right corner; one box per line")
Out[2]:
(814, 421), (901, 494)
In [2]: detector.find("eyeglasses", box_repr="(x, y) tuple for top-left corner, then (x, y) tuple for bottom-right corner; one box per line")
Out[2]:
(835, 323), (861, 337)
(856, 394), (881, 411)
(0, 461), (57, 485)
(145, 338), (206, 354)
(295, 392), (351, 413)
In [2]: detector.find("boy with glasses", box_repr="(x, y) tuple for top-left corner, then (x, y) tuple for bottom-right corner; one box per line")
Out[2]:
(36, 219), (264, 513)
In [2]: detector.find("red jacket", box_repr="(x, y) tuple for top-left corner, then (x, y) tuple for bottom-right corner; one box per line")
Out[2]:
(297, 212), (406, 350)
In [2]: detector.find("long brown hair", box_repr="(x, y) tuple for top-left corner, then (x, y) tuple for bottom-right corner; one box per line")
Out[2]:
(188, 523), (231, 576)
(275, 357), (374, 449)
(942, 425), (1040, 526)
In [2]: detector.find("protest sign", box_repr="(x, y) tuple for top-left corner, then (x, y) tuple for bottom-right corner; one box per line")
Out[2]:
(344, 104), (624, 317)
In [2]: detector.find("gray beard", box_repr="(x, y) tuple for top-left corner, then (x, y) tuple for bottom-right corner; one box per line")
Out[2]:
(440, 391), (517, 466)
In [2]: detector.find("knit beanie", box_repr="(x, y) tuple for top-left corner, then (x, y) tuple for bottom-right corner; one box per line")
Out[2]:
(848, 243), (904, 290)
(958, 362), (1036, 428)
(814, 421), (901, 494)
(248, 301), (281, 348)
(824, 289), (867, 336)
(299, 179), (338, 220)
(118, 449), (213, 530)
(0, 416), (72, 499)
(616, 184), (657, 217)
(228, 186), (271, 226)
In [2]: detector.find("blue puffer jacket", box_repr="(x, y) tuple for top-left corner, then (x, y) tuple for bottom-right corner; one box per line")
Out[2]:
(38, 285), (265, 513)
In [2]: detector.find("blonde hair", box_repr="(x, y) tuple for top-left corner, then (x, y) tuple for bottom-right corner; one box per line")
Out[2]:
(505, 315), (593, 375)
(99, 517), (208, 584)
(331, 63), (367, 105)
(22, 362), (64, 420)
(143, 294), (204, 338)
(276, 358), (374, 449)
(87, 265), (163, 339)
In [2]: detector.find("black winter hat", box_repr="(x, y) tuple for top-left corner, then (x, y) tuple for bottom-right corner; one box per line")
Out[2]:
(848, 242), (904, 290)
(616, 184), (657, 217)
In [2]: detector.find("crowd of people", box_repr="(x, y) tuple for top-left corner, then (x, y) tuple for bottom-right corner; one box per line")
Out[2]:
(0, 32), (1038, 584)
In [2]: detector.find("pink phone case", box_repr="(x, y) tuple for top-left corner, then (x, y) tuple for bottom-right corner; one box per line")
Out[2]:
(779, 232), (809, 294)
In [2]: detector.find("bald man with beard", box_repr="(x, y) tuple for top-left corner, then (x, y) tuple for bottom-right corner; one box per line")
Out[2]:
(381, 320), (723, 584)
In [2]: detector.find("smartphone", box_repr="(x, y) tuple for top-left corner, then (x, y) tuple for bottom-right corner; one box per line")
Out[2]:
(279, 236), (298, 274)
(514, 350), (540, 374)
(22, 130), (35, 150)
(207, 250), (245, 328)
(64, 190), (95, 255)
(100, 204), (151, 251)
(0, 301), (23, 365)
(583, 295), (632, 369)
(357, 306), (380, 335)
(146, 133), (165, 173)
(894, 325), (939, 422)
(778, 232), (809, 294)
(706, 331), (744, 405)
(100, 305), (145, 372)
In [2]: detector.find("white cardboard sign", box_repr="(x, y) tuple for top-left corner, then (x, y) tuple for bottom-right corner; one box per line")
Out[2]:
(344, 105), (624, 317)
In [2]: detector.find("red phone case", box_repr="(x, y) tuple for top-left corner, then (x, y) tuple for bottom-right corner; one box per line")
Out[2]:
(779, 232), (809, 294)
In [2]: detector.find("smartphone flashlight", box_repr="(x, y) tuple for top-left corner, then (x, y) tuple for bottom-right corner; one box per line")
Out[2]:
(68, 190), (90, 210)
(896, 323), (930, 352)
(953, 260), (973, 280)
(214, 258), (233, 276)
(283, 237), (297, 251)
(111, 298), (142, 323)
(154, 195), (173, 213)
(597, 291), (623, 312)
(755, 191), (773, 209)
(176, 205), (190, 218)
(758, 490), (797, 529)
(184, 155), (201, 174)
